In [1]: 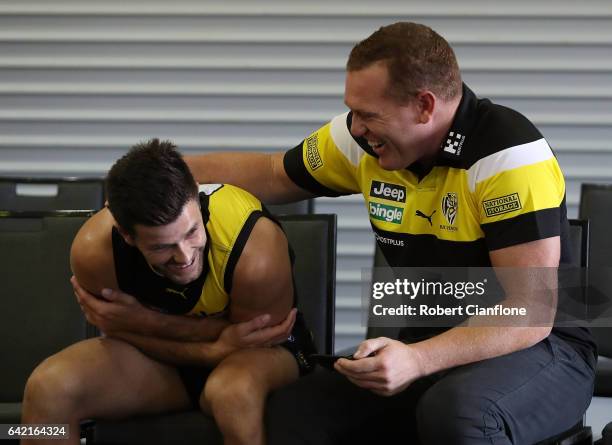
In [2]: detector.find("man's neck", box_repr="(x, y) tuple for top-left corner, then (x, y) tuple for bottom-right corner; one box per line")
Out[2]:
(408, 94), (463, 175)
(427, 94), (463, 160)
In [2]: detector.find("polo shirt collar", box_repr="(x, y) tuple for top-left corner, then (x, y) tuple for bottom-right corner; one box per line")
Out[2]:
(435, 83), (479, 167)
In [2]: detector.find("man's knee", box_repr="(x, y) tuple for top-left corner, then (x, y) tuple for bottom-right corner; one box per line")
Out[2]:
(23, 355), (87, 416)
(201, 365), (263, 413)
(417, 382), (505, 445)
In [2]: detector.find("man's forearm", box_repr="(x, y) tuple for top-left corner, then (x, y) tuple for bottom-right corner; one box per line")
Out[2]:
(413, 265), (557, 376)
(185, 152), (274, 201)
(412, 324), (550, 377)
(184, 152), (310, 204)
(108, 331), (224, 367)
(144, 311), (229, 342)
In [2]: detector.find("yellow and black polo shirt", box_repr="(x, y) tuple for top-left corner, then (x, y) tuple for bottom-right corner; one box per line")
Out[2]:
(284, 84), (594, 362)
(284, 83), (571, 268)
(112, 184), (266, 316)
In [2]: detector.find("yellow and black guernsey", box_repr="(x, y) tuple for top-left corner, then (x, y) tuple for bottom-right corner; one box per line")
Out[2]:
(112, 183), (267, 317)
(284, 83), (594, 364)
(285, 84), (570, 267)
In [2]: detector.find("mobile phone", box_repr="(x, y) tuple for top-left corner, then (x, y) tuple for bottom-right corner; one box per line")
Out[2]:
(309, 353), (354, 370)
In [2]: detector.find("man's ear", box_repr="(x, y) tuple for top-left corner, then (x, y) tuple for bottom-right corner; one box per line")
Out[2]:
(415, 90), (436, 124)
(116, 225), (136, 246)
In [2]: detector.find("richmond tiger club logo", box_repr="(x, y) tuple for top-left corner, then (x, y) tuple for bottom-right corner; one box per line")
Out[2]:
(441, 193), (458, 228)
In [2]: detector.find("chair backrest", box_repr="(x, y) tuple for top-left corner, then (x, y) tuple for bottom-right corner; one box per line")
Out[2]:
(0, 211), (92, 401)
(579, 184), (612, 360)
(0, 177), (104, 212)
(266, 199), (313, 216)
(366, 245), (402, 340)
(567, 219), (589, 268)
(277, 214), (336, 355)
(579, 183), (612, 269)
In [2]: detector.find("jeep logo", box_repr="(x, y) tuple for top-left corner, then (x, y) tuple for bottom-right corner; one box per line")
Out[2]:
(370, 180), (406, 203)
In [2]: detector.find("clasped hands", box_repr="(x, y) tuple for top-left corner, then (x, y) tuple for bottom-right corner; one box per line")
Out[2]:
(71, 276), (422, 394)
(70, 276), (296, 354)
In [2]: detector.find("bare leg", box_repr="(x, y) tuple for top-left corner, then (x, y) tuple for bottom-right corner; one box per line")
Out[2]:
(201, 347), (299, 445)
(21, 337), (192, 445)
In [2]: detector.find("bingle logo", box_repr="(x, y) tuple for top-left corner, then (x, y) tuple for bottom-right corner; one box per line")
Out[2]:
(370, 180), (406, 203)
(369, 202), (404, 224)
(443, 131), (465, 155)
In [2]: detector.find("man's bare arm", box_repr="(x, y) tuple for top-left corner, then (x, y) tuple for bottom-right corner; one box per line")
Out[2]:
(228, 216), (295, 325)
(71, 208), (228, 341)
(411, 236), (559, 375)
(336, 237), (560, 395)
(75, 215), (299, 367)
(71, 278), (229, 341)
(105, 310), (296, 367)
(184, 151), (312, 204)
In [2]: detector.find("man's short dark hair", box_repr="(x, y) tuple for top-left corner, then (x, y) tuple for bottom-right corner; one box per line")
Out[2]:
(106, 139), (199, 237)
(347, 22), (462, 103)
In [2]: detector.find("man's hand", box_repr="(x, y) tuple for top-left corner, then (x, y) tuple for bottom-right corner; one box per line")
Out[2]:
(334, 337), (424, 397)
(213, 308), (297, 361)
(71, 276), (153, 335)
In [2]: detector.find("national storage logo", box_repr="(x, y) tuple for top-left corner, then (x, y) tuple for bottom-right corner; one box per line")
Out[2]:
(369, 201), (404, 224)
(483, 193), (522, 217)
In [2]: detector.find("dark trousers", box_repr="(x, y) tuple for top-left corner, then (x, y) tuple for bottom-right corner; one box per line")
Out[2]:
(265, 334), (594, 445)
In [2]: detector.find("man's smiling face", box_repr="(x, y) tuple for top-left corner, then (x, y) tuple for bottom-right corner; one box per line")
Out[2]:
(344, 61), (435, 171)
(123, 198), (206, 285)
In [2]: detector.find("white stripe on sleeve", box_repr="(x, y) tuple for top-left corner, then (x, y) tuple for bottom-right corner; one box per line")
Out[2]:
(467, 138), (554, 192)
(329, 112), (366, 167)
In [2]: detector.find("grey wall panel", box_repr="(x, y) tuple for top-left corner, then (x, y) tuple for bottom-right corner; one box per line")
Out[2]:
(1, 0), (611, 351)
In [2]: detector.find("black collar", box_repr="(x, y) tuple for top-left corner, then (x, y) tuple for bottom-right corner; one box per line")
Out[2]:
(434, 83), (479, 168)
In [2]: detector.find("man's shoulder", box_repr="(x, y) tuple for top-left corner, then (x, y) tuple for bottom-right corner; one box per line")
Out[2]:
(229, 215), (292, 316)
(236, 216), (288, 278)
(70, 208), (117, 292)
(466, 99), (545, 164)
(204, 183), (264, 243)
(203, 183), (261, 212)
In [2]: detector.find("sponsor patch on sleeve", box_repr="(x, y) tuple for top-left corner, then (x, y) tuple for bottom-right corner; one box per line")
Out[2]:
(305, 134), (323, 171)
(482, 193), (522, 217)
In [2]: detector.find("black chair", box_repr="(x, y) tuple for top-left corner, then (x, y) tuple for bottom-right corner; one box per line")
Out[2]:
(0, 211), (93, 430)
(579, 184), (612, 445)
(86, 214), (337, 445)
(535, 219), (593, 445)
(266, 199), (314, 216)
(0, 177), (104, 212)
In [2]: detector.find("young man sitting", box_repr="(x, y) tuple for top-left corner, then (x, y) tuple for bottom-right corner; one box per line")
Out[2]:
(21, 139), (315, 445)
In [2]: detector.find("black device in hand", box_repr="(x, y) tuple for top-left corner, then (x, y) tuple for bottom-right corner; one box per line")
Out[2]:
(309, 353), (355, 370)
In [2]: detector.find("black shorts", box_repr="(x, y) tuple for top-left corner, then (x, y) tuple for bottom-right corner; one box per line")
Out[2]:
(178, 311), (316, 407)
